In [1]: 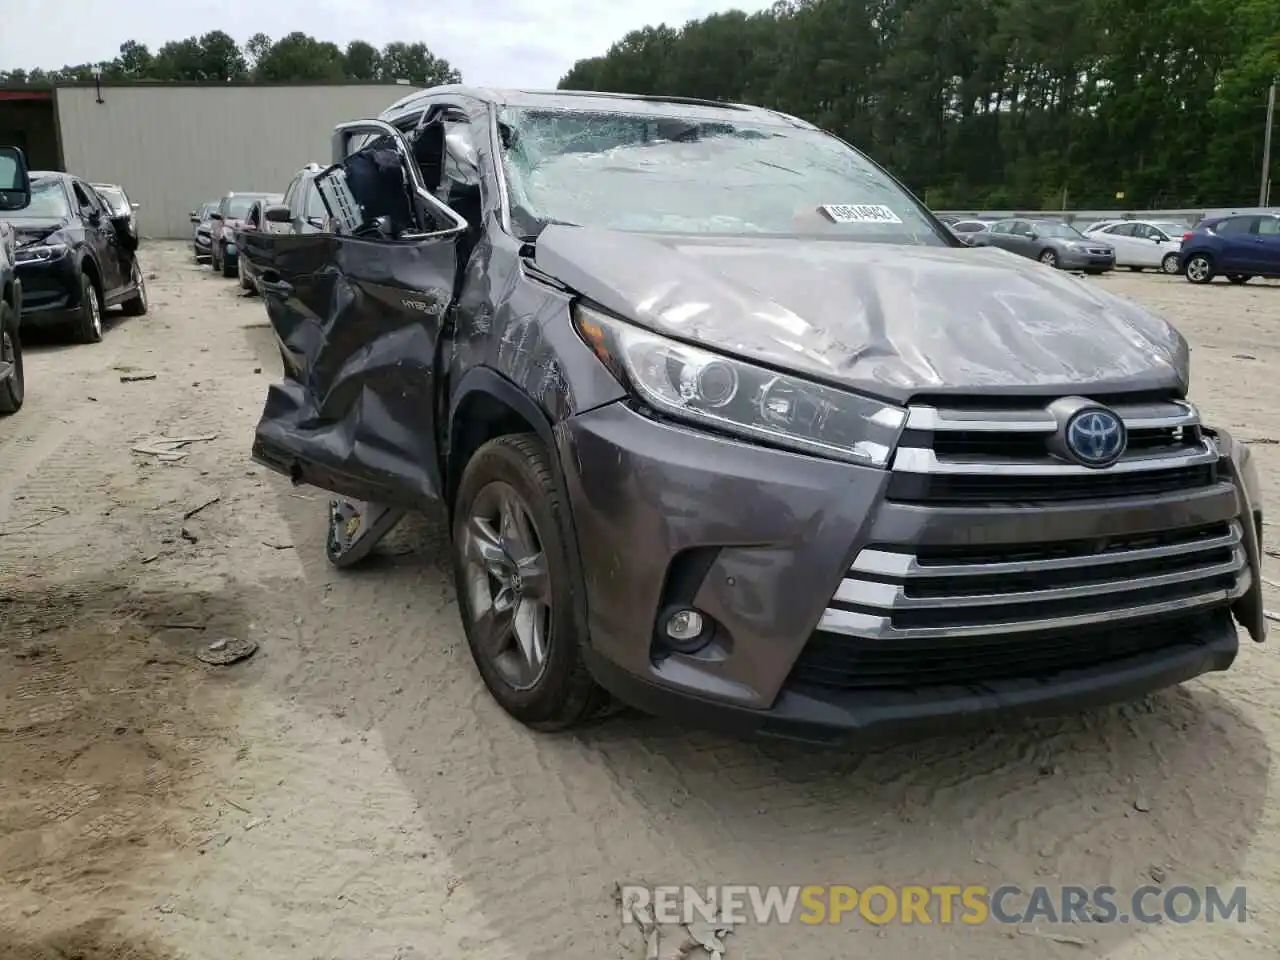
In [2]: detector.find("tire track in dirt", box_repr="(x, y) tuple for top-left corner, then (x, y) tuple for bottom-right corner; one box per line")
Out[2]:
(0, 579), (255, 959)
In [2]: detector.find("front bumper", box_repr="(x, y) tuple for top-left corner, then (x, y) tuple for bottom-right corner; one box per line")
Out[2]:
(1061, 248), (1115, 271)
(558, 400), (1261, 744)
(194, 231), (212, 257)
(15, 251), (83, 326)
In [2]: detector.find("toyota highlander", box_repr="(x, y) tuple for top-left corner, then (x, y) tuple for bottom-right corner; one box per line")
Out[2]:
(241, 87), (1266, 744)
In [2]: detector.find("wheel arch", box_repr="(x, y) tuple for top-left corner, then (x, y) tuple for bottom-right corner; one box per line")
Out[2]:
(78, 252), (103, 297)
(446, 366), (561, 507)
(445, 366), (593, 646)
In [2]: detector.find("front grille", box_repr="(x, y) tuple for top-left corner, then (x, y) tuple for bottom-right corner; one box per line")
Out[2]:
(788, 611), (1223, 691)
(1087, 247), (1113, 256)
(814, 519), (1248, 646)
(888, 397), (1220, 504)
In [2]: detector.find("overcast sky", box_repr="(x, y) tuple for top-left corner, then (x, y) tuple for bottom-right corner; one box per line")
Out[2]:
(2, 0), (770, 88)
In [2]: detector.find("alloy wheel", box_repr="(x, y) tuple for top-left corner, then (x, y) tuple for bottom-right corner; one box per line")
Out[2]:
(90, 286), (102, 336)
(1040, 250), (1058, 267)
(1186, 257), (1211, 283)
(1162, 253), (1180, 275)
(460, 481), (552, 691)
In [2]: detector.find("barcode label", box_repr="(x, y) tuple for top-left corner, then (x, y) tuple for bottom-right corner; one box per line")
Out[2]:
(819, 204), (903, 224)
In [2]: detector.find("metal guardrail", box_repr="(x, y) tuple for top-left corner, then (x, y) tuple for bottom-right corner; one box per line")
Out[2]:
(935, 207), (1280, 229)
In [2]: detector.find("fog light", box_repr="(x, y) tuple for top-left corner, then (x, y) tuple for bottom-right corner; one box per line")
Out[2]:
(665, 608), (705, 641)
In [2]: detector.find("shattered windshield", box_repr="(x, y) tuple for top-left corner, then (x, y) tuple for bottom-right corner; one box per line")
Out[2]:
(0, 179), (69, 220)
(498, 106), (946, 244)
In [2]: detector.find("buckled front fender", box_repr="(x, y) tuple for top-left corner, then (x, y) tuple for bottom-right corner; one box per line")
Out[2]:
(1210, 427), (1267, 642)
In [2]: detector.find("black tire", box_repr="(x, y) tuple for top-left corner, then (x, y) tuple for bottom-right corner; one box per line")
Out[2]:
(451, 433), (607, 730)
(1161, 252), (1181, 275)
(1227, 275), (1253, 285)
(1038, 248), (1059, 268)
(238, 254), (254, 291)
(0, 301), (24, 415)
(221, 246), (237, 278)
(1184, 253), (1215, 284)
(120, 262), (148, 316)
(72, 272), (104, 344)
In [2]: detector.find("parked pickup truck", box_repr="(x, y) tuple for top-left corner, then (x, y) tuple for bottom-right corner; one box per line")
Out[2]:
(0, 145), (31, 415)
(240, 88), (1266, 745)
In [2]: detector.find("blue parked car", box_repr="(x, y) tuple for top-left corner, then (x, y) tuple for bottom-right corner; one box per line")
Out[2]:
(1181, 212), (1280, 284)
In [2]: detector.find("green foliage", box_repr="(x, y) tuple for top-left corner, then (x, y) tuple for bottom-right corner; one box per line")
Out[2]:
(557, 0), (1280, 208)
(0, 32), (460, 89)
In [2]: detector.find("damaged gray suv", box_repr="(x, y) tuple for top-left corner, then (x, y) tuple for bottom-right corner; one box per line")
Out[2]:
(242, 87), (1266, 744)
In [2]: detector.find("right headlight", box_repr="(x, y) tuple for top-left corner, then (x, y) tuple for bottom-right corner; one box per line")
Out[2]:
(15, 243), (68, 264)
(573, 303), (906, 467)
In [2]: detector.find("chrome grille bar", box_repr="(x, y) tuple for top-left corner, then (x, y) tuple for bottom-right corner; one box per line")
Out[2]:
(853, 522), (1242, 578)
(818, 573), (1251, 641)
(904, 399), (1198, 434)
(834, 549), (1244, 610)
(892, 439), (1218, 476)
(819, 519), (1246, 640)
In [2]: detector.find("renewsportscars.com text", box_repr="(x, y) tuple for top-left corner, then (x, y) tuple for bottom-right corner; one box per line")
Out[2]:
(619, 884), (1248, 926)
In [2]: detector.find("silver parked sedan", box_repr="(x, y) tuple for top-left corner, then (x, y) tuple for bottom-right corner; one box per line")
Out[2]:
(968, 218), (1116, 273)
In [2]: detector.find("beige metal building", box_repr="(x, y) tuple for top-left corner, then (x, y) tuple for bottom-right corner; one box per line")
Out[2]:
(0, 81), (424, 238)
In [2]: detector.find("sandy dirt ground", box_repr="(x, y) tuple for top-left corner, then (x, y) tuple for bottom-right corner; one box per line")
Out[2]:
(1, 242), (1278, 960)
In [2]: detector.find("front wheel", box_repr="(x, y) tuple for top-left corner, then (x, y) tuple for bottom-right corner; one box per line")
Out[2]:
(1184, 254), (1214, 284)
(72, 273), (104, 344)
(1039, 248), (1059, 268)
(221, 247), (237, 278)
(1161, 252), (1182, 275)
(0, 301), (24, 415)
(451, 433), (606, 730)
(237, 254), (253, 291)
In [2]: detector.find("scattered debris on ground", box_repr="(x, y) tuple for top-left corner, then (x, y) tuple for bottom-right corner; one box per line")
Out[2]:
(0, 505), (68, 537)
(131, 434), (218, 461)
(197, 637), (258, 666)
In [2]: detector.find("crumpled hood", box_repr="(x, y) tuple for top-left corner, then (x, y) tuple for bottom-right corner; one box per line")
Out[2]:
(533, 226), (1189, 404)
(7, 217), (68, 247)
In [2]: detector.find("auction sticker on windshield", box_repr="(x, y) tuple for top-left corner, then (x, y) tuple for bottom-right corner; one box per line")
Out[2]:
(819, 204), (903, 224)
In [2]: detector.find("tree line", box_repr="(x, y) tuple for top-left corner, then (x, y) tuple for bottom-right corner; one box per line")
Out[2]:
(557, 0), (1280, 209)
(0, 31), (460, 87)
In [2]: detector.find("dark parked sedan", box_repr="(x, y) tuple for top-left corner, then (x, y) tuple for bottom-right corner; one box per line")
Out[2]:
(241, 88), (1264, 744)
(3, 171), (146, 342)
(190, 200), (218, 261)
(969, 217), (1116, 272)
(209, 192), (275, 277)
(233, 194), (283, 293)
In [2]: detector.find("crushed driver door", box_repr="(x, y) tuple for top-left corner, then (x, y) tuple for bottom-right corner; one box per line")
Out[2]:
(248, 118), (468, 510)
